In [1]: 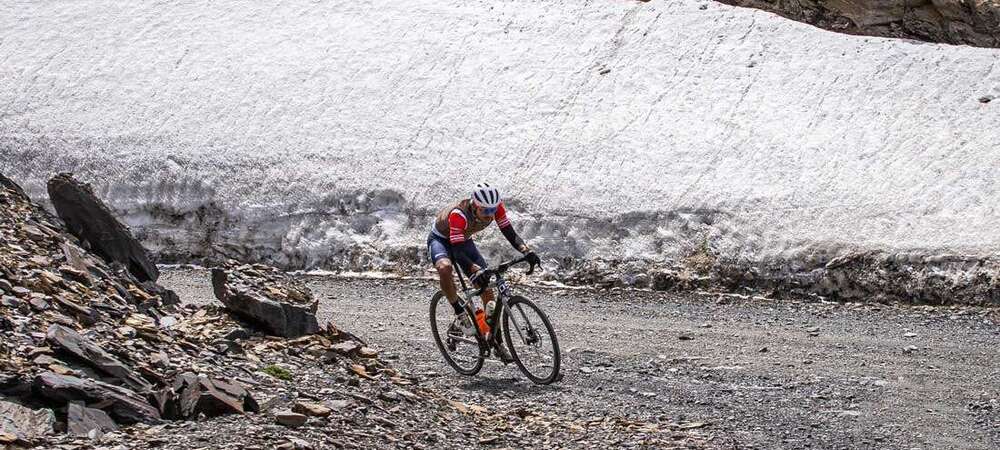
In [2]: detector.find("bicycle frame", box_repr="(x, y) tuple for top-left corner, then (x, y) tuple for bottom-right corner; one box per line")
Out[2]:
(448, 254), (540, 355)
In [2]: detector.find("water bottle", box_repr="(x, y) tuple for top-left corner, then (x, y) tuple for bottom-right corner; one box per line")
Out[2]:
(486, 299), (496, 319)
(471, 297), (490, 335)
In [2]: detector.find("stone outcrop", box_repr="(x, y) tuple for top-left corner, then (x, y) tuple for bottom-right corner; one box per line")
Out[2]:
(155, 372), (260, 420)
(32, 372), (161, 425)
(0, 399), (55, 445)
(66, 401), (118, 438)
(212, 262), (320, 338)
(47, 173), (160, 282)
(46, 324), (152, 392)
(1, 172), (425, 447)
(718, 0), (1000, 47)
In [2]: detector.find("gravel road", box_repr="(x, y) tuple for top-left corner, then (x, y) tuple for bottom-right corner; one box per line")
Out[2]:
(161, 269), (1000, 450)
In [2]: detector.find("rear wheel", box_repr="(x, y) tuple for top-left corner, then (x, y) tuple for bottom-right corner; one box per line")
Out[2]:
(430, 291), (484, 376)
(502, 296), (561, 384)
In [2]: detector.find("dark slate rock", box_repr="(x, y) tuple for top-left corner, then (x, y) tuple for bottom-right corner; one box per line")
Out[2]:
(139, 280), (180, 307)
(46, 173), (159, 282)
(212, 268), (319, 338)
(0, 171), (27, 199)
(32, 372), (161, 425)
(67, 401), (118, 438)
(0, 400), (55, 443)
(156, 373), (258, 420)
(46, 324), (151, 392)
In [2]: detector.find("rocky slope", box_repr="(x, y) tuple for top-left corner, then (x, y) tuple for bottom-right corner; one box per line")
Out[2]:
(0, 172), (712, 448)
(719, 0), (1000, 47)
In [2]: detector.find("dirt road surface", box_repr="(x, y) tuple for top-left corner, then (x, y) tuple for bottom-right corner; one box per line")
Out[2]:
(162, 269), (1000, 449)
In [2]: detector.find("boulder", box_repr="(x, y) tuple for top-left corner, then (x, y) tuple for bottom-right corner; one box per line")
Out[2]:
(67, 401), (118, 438)
(292, 401), (332, 417)
(0, 171), (26, 199)
(0, 400), (55, 444)
(211, 264), (319, 338)
(32, 372), (161, 425)
(275, 410), (308, 428)
(139, 280), (180, 307)
(46, 173), (159, 282)
(155, 373), (258, 420)
(46, 324), (151, 392)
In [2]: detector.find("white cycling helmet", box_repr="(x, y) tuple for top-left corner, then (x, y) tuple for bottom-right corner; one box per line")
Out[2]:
(471, 182), (502, 209)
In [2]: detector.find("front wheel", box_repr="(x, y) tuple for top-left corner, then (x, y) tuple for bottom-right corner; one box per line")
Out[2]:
(430, 291), (484, 376)
(502, 296), (561, 384)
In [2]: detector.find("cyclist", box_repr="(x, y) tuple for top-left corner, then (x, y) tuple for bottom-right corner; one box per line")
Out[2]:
(426, 183), (541, 346)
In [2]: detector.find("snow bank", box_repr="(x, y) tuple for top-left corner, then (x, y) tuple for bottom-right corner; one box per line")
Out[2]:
(1, 1), (998, 302)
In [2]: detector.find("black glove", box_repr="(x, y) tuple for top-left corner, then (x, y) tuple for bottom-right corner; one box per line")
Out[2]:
(523, 251), (541, 267)
(470, 268), (494, 288)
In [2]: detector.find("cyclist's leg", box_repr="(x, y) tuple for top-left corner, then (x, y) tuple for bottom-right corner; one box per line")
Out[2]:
(460, 241), (496, 309)
(428, 234), (461, 313)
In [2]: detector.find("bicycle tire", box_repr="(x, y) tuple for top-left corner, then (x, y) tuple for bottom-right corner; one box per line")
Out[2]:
(429, 291), (484, 376)
(502, 295), (561, 384)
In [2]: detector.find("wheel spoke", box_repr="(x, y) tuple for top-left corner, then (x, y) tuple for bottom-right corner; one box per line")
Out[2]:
(503, 297), (560, 384)
(430, 292), (484, 376)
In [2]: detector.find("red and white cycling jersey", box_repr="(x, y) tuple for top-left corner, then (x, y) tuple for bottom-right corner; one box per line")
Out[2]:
(431, 199), (512, 244)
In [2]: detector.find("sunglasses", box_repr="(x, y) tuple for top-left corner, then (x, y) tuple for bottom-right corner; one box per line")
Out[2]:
(478, 205), (498, 215)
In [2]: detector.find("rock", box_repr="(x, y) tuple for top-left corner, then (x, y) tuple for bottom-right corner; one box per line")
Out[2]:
(330, 341), (360, 355)
(158, 315), (178, 329)
(32, 372), (161, 424)
(759, 347), (769, 353)
(50, 296), (100, 326)
(903, 332), (917, 338)
(980, 95), (994, 104)
(325, 399), (353, 411)
(32, 355), (58, 366)
(678, 334), (694, 341)
(0, 171), (27, 198)
(212, 339), (244, 355)
(29, 296), (50, 311)
(0, 279), (12, 293)
(67, 402), (118, 438)
(157, 373), (259, 420)
(276, 437), (314, 450)
(1, 295), (19, 308)
(46, 324), (151, 392)
(211, 266), (319, 338)
(292, 401), (332, 417)
(11, 286), (31, 297)
(275, 410), (308, 428)
(139, 281), (180, 307)
(0, 400), (56, 443)
(223, 328), (251, 341)
(47, 173), (159, 282)
(903, 345), (919, 354)
(716, 0), (1000, 48)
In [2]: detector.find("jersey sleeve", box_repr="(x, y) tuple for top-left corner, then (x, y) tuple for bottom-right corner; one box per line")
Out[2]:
(448, 209), (468, 244)
(495, 202), (526, 251)
(495, 202), (511, 228)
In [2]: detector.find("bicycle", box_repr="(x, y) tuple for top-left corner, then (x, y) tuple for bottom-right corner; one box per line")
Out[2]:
(429, 254), (561, 385)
